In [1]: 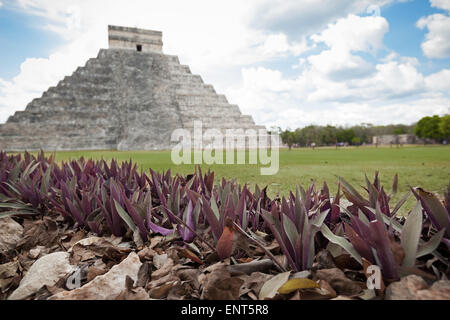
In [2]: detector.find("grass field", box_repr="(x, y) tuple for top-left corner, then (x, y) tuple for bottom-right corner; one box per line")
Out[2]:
(41, 145), (450, 209)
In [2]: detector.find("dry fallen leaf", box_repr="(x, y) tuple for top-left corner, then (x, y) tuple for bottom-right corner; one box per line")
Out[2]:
(277, 278), (319, 295)
(153, 253), (169, 269)
(116, 276), (150, 300)
(314, 268), (363, 296)
(151, 258), (174, 281)
(318, 280), (337, 298)
(0, 261), (18, 279)
(135, 262), (150, 287)
(201, 277), (244, 300)
(259, 271), (290, 300)
(179, 248), (203, 264)
(149, 281), (177, 299)
(86, 266), (107, 283)
(200, 263), (244, 300)
(17, 217), (59, 251)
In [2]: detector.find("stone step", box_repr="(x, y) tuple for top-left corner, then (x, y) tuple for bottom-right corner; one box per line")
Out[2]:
(84, 58), (112, 69)
(77, 65), (113, 77)
(165, 55), (180, 64)
(177, 101), (237, 110)
(61, 73), (115, 86)
(181, 114), (255, 122)
(176, 94), (228, 105)
(174, 83), (216, 93)
(8, 110), (119, 125)
(58, 81), (115, 91)
(42, 91), (112, 101)
(182, 121), (261, 130)
(44, 85), (113, 98)
(168, 64), (191, 74)
(178, 105), (242, 117)
(0, 136), (118, 152)
(175, 88), (221, 95)
(170, 73), (203, 84)
(28, 96), (116, 112)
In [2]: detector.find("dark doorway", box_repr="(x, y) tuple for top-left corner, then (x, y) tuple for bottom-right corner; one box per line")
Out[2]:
(136, 44), (142, 52)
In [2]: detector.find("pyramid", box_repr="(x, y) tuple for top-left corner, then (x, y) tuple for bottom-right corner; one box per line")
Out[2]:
(0, 25), (265, 151)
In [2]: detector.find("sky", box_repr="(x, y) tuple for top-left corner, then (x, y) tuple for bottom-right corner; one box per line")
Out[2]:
(0, 0), (449, 130)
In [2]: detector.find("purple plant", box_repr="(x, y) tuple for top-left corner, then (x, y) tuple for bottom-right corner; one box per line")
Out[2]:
(412, 186), (450, 248)
(260, 187), (330, 271)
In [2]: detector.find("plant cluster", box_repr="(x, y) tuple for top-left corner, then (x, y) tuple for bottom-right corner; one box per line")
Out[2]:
(0, 151), (448, 281)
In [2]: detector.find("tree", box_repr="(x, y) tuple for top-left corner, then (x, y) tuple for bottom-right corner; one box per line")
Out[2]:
(393, 127), (406, 135)
(415, 115), (443, 141)
(280, 130), (297, 150)
(336, 129), (355, 144)
(439, 115), (450, 141)
(351, 136), (361, 146)
(320, 125), (338, 145)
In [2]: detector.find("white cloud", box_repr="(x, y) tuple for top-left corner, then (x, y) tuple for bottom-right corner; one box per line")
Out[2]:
(0, 28), (106, 122)
(425, 69), (450, 92)
(430, 0), (450, 12)
(306, 14), (388, 81)
(225, 14), (434, 128)
(228, 65), (448, 129)
(311, 14), (388, 53)
(417, 13), (450, 59)
(249, 0), (393, 36)
(227, 55), (428, 125)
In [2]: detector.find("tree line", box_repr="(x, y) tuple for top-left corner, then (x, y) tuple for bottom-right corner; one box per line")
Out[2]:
(276, 114), (450, 149)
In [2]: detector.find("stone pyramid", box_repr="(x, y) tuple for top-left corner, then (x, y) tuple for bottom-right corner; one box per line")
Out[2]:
(0, 25), (265, 151)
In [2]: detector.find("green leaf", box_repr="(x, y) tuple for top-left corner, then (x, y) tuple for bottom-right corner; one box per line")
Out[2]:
(416, 228), (446, 258)
(365, 174), (378, 207)
(391, 192), (411, 217)
(3, 182), (21, 196)
(210, 195), (220, 221)
(401, 202), (423, 267)
(282, 214), (298, 250)
(358, 211), (370, 226)
(339, 177), (369, 205)
(312, 209), (329, 228)
(320, 224), (362, 265)
(23, 161), (40, 177)
(0, 210), (37, 219)
(0, 202), (32, 210)
(0, 194), (12, 202)
(114, 199), (137, 232)
(390, 174), (398, 198)
(40, 165), (52, 195)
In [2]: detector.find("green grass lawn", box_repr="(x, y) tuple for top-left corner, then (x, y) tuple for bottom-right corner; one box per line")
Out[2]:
(43, 145), (450, 206)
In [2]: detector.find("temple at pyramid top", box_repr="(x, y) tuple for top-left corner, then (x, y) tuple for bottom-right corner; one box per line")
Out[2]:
(0, 25), (265, 151)
(108, 25), (163, 53)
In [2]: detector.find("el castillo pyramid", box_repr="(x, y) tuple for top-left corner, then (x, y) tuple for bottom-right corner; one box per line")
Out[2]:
(0, 25), (265, 151)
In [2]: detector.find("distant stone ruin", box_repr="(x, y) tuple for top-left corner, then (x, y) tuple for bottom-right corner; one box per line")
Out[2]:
(0, 25), (265, 151)
(372, 134), (423, 145)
